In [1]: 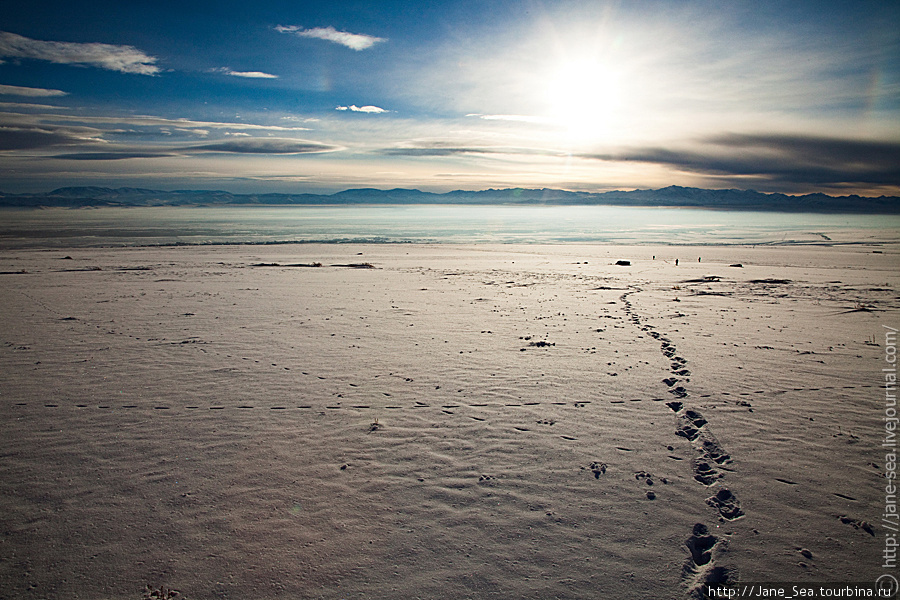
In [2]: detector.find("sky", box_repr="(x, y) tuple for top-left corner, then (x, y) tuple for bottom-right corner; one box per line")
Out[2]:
(0, 0), (898, 196)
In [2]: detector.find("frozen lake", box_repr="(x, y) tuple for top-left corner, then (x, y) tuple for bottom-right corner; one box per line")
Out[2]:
(1, 205), (898, 248)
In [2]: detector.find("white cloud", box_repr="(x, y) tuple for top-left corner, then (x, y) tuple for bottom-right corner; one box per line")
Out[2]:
(336, 105), (388, 113)
(229, 71), (278, 79)
(175, 128), (209, 137)
(275, 25), (385, 51)
(0, 83), (68, 97)
(0, 31), (160, 75)
(214, 67), (278, 79)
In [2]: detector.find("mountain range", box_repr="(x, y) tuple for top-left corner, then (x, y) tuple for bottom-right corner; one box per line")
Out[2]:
(1, 186), (898, 213)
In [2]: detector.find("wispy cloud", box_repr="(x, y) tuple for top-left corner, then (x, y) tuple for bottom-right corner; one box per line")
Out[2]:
(8, 111), (311, 133)
(0, 101), (69, 110)
(49, 151), (173, 161)
(335, 105), (387, 113)
(382, 146), (498, 157)
(214, 67), (278, 79)
(381, 141), (566, 158)
(0, 84), (68, 97)
(0, 107), (316, 153)
(0, 31), (161, 75)
(275, 25), (386, 51)
(467, 113), (548, 124)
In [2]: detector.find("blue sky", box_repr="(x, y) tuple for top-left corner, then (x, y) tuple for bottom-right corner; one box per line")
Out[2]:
(0, 0), (898, 195)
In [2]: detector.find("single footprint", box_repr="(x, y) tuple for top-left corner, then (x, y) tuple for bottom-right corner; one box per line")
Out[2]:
(701, 439), (732, 465)
(685, 523), (718, 566)
(683, 523), (737, 598)
(693, 460), (723, 485)
(676, 412), (706, 441)
(706, 488), (744, 520)
(684, 410), (707, 427)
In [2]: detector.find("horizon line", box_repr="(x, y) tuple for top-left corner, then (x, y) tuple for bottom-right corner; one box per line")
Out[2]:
(3, 184), (899, 200)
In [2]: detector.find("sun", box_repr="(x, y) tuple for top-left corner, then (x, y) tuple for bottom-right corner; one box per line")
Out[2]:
(543, 59), (623, 142)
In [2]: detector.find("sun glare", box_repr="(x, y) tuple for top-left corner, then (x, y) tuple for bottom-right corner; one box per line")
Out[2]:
(543, 59), (623, 143)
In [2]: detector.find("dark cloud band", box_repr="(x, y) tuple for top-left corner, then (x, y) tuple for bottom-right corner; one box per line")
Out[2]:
(187, 138), (338, 154)
(579, 134), (900, 189)
(45, 137), (341, 160)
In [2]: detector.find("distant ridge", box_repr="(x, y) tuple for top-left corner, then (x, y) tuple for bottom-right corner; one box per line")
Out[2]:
(0, 185), (897, 213)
